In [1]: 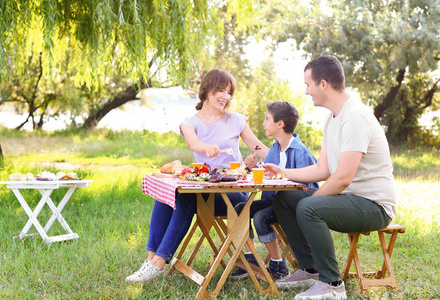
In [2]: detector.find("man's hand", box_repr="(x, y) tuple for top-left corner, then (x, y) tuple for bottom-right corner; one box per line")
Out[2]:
(262, 163), (281, 175)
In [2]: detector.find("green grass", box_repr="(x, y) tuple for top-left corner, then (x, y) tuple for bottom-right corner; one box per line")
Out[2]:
(0, 129), (439, 299)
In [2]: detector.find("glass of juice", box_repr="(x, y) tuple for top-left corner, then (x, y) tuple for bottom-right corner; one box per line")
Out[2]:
(252, 168), (264, 184)
(230, 161), (241, 169)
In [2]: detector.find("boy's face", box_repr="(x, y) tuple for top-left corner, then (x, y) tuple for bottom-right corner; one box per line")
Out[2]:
(263, 112), (282, 137)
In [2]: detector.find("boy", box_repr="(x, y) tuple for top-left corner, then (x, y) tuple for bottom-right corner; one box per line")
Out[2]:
(231, 101), (319, 280)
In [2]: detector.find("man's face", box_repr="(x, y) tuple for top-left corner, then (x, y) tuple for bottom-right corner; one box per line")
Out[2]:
(304, 69), (323, 107)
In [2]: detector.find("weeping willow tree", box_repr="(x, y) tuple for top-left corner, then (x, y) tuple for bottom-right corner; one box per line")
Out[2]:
(0, 0), (258, 129)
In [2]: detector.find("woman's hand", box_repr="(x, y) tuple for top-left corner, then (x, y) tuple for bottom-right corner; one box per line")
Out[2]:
(244, 154), (257, 169)
(262, 163), (281, 175)
(205, 144), (220, 158)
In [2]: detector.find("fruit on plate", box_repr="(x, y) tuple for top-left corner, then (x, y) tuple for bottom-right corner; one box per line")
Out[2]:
(264, 172), (285, 180)
(180, 163), (212, 181)
(194, 163), (212, 176)
(273, 172), (285, 180)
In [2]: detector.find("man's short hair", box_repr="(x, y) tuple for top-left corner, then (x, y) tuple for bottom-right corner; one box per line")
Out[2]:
(304, 55), (345, 91)
(266, 101), (299, 134)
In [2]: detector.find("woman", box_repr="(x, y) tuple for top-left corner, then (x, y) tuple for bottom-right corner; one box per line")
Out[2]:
(125, 69), (268, 282)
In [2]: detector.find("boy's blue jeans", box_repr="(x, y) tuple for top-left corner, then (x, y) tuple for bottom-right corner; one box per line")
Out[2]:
(146, 191), (248, 262)
(234, 198), (277, 243)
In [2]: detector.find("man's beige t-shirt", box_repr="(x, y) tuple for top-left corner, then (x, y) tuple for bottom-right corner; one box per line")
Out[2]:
(322, 97), (397, 219)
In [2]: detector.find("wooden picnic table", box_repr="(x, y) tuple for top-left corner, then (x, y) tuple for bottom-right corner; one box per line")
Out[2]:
(143, 174), (307, 298)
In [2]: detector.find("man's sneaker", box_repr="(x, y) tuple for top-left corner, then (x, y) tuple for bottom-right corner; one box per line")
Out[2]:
(267, 259), (290, 280)
(125, 260), (165, 282)
(294, 281), (347, 300)
(230, 253), (258, 279)
(275, 269), (319, 289)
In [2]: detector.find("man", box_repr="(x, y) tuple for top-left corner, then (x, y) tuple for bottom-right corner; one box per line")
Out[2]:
(262, 55), (397, 300)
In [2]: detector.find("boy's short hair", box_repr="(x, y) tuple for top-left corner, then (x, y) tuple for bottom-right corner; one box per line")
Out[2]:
(266, 101), (299, 134)
(304, 55), (345, 91)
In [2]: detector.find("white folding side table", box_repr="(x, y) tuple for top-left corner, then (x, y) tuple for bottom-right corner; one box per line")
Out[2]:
(0, 180), (92, 244)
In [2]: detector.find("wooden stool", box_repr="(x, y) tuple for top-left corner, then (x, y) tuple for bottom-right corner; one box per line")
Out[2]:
(342, 223), (406, 293)
(264, 222), (298, 268)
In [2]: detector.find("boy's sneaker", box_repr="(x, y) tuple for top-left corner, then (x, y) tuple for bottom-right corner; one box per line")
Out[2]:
(275, 269), (319, 289)
(267, 259), (290, 280)
(230, 253), (258, 279)
(125, 260), (165, 282)
(294, 281), (347, 300)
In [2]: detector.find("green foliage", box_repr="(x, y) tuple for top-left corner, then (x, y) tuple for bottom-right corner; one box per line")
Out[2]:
(0, 0), (259, 129)
(261, 0), (440, 145)
(0, 0), (257, 87)
(233, 62), (321, 149)
(0, 50), (86, 130)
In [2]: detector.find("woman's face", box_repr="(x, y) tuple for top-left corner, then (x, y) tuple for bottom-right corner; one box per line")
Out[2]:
(206, 83), (232, 111)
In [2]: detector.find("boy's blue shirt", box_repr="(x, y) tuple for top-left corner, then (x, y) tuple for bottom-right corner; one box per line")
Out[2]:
(261, 133), (319, 199)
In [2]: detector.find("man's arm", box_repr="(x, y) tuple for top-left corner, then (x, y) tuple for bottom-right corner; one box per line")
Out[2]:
(312, 151), (363, 196)
(263, 148), (331, 183)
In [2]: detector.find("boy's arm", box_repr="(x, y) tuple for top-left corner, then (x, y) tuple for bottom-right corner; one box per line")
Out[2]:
(244, 154), (258, 169)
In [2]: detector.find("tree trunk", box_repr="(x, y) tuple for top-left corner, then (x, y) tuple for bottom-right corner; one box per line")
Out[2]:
(0, 144), (3, 169)
(82, 83), (147, 129)
(374, 68), (406, 120)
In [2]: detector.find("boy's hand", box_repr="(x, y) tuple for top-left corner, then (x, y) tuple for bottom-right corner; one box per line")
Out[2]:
(244, 154), (257, 169)
(262, 163), (280, 175)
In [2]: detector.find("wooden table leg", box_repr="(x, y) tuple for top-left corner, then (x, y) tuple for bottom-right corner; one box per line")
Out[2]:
(195, 192), (279, 298)
(172, 193), (230, 281)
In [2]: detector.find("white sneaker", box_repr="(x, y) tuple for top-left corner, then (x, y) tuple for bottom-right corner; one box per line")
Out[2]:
(125, 260), (165, 282)
(294, 281), (347, 300)
(276, 269), (319, 289)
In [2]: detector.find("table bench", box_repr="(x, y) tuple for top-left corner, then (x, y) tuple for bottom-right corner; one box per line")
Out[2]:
(342, 223), (406, 293)
(263, 221), (405, 293)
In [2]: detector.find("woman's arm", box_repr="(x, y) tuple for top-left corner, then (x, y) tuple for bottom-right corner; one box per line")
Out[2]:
(240, 123), (269, 159)
(180, 123), (221, 157)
